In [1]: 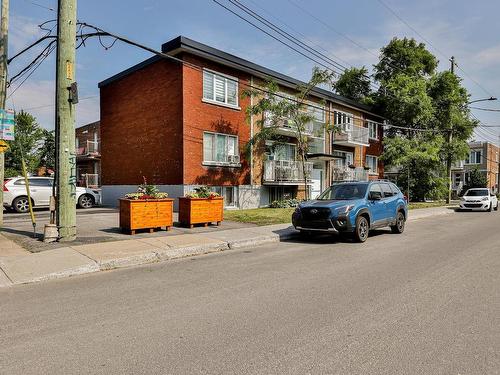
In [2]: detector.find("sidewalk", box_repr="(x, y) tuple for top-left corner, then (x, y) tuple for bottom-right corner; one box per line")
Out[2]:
(0, 206), (455, 288)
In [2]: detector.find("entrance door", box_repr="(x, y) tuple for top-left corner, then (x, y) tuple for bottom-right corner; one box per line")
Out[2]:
(311, 168), (323, 199)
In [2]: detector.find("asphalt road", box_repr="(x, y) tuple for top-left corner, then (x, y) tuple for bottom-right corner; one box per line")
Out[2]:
(1, 211), (499, 374)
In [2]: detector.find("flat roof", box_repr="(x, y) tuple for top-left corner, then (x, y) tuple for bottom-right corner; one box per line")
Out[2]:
(99, 35), (383, 118)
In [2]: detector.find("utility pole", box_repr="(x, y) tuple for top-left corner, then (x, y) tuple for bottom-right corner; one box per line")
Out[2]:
(446, 56), (457, 204)
(55, 0), (77, 241)
(0, 0), (9, 228)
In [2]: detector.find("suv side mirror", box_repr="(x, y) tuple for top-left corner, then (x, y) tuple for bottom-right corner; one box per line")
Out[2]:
(369, 191), (382, 201)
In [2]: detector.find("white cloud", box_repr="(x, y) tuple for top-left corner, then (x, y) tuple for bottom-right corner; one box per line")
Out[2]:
(6, 80), (99, 130)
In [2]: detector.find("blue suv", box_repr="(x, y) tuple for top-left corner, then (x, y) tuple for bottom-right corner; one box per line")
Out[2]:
(292, 181), (408, 242)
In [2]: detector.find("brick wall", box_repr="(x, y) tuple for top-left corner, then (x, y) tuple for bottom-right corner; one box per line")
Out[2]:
(100, 59), (183, 186)
(181, 54), (251, 186)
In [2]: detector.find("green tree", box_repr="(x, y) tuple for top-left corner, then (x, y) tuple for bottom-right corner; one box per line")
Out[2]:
(332, 66), (372, 103)
(374, 37), (438, 83)
(38, 129), (56, 171)
(461, 167), (488, 195)
(4, 111), (44, 177)
(243, 68), (334, 199)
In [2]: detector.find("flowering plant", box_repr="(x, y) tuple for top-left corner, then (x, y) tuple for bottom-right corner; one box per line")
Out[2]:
(185, 186), (220, 199)
(124, 177), (169, 200)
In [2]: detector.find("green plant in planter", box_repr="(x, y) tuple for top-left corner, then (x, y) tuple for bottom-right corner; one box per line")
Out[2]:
(185, 186), (220, 199)
(124, 177), (169, 200)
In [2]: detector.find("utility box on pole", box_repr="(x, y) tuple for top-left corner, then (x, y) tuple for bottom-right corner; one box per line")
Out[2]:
(55, 0), (77, 241)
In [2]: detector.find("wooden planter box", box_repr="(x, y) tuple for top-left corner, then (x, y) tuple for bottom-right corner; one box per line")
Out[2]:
(119, 198), (174, 234)
(178, 197), (224, 228)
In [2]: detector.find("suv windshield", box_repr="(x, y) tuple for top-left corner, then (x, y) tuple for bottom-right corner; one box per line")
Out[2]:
(465, 189), (489, 197)
(317, 183), (368, 200)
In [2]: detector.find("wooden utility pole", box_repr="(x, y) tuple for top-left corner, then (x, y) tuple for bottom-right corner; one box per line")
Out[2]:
(55, 0), (77, 241)
(0, 0), (9, 228)
(446, 56), (456, 204)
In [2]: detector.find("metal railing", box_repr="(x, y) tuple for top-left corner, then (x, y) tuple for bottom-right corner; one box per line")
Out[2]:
(263, 160), (313, 183)
(264, 116), (314, 136)
(80, 173), (99, 188)
(332, 167), (369, 182)
(77, 140), (100, 156)
(333, 125), (369, 145)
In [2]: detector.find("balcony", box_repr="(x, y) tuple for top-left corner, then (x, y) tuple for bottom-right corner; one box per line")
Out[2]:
(332, 166), (369, 182)
(76, 140), (100, 159)
(264, 117), (314, 138)
(332, 125), (369, 147)
(263, 160), (313, 185)
(78, 173), (99, 188)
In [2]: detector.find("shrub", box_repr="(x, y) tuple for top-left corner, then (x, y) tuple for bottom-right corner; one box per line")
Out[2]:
(123, 177), (169, 200)
(269, 199), (301, 208)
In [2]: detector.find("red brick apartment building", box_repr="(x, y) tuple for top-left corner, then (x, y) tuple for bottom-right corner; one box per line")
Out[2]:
(99, 36), (384, 209)
(76, 121), (100, 188)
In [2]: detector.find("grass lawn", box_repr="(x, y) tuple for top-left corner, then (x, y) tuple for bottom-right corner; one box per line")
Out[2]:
(224, 207), (295, 226)
(225, 201), (451, 225)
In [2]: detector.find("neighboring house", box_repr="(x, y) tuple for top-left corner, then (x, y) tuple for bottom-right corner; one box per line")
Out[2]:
(451, 141), (499, 194)
(76, 121), (101, 188)
(98, 36), (384, 209)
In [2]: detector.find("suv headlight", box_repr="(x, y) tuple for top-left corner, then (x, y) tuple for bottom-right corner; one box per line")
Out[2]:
(337, 205), (354, 214)
(482, 197), (489, 201)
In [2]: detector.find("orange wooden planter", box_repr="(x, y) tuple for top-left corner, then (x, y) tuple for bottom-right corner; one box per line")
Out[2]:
(178, 197), (224, 228)
(119, 198), (174, 234)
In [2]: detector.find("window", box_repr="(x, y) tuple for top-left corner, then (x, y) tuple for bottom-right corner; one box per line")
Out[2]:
(317, 183), (368, 200)
(210, 186), (238, 207)
(333, 111), (354, 131)
(368, 183), (383, 200)
(203, 70), (238, 107)
(266, 142), (296, 161)
(365, 155), (378, 174)
(381, 183), (394, 198)
(466, 150), (482, 164)
(333, 151), (353, 168)
(368, 121), (378, 140)
(203, 132), (239, 165)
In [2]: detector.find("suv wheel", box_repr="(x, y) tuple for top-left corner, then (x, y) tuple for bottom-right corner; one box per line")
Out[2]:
(353, 215), (369, 243)
(391, 211), (405, 234)
(12, 196), (30, 213)
(495, 203), (499, 211)
(78, 194), (94, 209)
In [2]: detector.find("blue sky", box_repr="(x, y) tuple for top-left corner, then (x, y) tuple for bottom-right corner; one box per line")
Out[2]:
(7, 0), (500, 144)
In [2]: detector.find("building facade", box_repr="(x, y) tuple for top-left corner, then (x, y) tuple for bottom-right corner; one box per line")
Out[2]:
(76, 121), (100, 188)
(452, 141), (499, 194)
(99, 36), (384, 209)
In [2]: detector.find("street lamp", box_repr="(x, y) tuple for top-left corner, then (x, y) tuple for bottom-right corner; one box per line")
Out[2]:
(468, 97), (497, 105)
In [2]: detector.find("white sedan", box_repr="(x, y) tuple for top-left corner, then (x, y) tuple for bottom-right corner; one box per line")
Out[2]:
(459, 188), (498, 212)
(3, 177), (101, 213)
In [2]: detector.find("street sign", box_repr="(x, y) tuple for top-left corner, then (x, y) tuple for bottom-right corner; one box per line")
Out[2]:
(0, 109), (15, 140)
(0, 140), (8, 153)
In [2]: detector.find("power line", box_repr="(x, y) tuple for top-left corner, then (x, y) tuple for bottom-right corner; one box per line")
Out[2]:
(21, 95), (99, 111)
(24, 0), (55, 12)
(470, 106), (500, 112)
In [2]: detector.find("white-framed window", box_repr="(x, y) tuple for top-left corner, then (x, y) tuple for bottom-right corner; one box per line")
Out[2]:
(333, 110), (354, 131)
(265, 141), (296, 161)
(368, 121), (378, 140)
(202, 69), (239, 108)
(466, 150), (482, 164)
(203, 132), (239, 165)
(333, 151), (353, 168)
(366, 155), (378, 174)
(307, 105), (326, 138)
(211, 186), (238, 208)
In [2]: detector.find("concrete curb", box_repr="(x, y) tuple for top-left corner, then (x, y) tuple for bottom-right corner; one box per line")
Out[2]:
(0, 208), (454, 289)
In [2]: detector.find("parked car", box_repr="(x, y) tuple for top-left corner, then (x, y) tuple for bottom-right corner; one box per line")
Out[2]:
(292, 181), (408, 243)
(459, 188), (498, 212)
(3, 177), (101, 213)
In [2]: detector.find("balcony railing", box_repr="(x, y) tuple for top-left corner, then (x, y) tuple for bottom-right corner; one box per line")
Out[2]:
(332, 125), (369, 146)
(264, 116), (314, 138)
(78, 173), (99, 188)
(263, 160), (313, 184)
(332, 167), (369, 182)
(76, 140), (100, 157)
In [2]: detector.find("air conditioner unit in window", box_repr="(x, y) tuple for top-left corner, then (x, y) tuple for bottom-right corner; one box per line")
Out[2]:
(227, 155), (240, 164)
